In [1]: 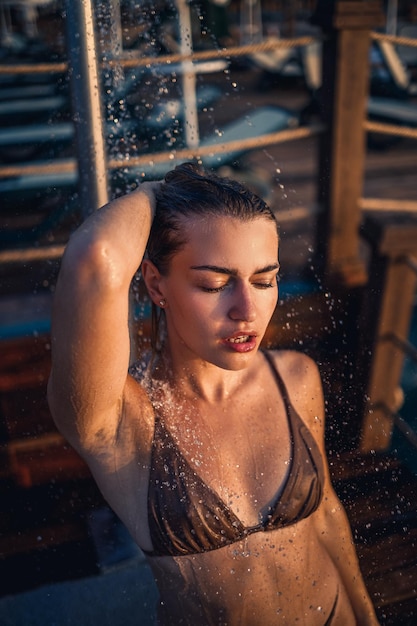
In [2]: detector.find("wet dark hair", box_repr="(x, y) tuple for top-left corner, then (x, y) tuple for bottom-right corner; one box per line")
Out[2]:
(147, 161), (278, 275)
(145, 161), (279, 350)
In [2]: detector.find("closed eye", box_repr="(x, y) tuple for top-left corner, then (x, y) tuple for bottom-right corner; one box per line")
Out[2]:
(253, 282), (276, 289)
(201, 279), (278, 293)
(253, 273), (279, 289)
(200, 285), (228, 293)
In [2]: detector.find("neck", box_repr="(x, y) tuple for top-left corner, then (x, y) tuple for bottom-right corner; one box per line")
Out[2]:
(156, 347), (257, 404)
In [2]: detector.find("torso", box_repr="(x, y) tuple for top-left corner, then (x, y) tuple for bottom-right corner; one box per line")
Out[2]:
(128, 350), (294, 543)
(148, 522), (355, 625)
(112, 350), (356, 625)
(144, 351), (324, 557)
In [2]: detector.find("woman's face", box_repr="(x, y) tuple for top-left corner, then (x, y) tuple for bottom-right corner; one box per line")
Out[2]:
(155, 215), (279, 371)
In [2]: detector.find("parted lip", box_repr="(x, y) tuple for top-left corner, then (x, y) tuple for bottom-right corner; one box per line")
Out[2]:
(222, 330), (257, 342)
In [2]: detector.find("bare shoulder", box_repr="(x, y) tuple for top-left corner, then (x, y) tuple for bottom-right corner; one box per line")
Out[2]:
(267, 348), (321, 386)
(265, 349), (325, 433)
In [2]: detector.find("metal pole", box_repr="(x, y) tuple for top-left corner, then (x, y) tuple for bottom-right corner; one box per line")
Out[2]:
(386, 0), (398, 36)
(108, 0), (123, 58)
(176, 0), (199, 149)
(99, 0), (124, 89)
(65, 0), (109, 214)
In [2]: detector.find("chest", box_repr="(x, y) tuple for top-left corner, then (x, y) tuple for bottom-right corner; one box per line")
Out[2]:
(158, 391), (292, 525)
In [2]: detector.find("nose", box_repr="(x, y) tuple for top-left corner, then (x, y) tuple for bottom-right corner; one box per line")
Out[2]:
(228, 282), (256, 322)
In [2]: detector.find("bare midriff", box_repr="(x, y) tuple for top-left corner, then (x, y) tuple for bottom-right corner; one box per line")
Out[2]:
(147, 517), (356, 626)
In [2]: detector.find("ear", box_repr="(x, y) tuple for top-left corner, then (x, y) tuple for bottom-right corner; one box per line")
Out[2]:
(141, 259), (166, 305)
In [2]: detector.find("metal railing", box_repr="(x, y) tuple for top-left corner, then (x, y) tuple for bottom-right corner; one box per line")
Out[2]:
(1, 10), (417, 263)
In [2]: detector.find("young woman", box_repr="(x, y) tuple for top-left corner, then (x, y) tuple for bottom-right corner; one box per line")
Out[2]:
(48, 162), (379, 625)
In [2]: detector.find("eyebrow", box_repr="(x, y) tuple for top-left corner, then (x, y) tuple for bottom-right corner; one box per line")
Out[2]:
(190, 263), (280, 276)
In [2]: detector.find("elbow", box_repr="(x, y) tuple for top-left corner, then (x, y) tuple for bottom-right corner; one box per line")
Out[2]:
(60, 233), (126, 294)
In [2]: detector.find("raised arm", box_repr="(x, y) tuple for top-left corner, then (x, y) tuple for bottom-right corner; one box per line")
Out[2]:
(47, 183), (158, 460)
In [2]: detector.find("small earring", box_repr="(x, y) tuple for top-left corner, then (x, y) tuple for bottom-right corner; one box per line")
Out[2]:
(159, 299), (166, 308)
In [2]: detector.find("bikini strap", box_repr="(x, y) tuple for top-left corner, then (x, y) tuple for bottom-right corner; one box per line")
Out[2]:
(262, 350), (293, 414)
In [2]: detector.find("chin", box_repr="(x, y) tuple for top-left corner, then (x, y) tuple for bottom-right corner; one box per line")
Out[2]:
(213, 350), (257, 372)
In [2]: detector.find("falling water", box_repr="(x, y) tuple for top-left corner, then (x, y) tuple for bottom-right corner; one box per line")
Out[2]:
(4, 3), (417, 624)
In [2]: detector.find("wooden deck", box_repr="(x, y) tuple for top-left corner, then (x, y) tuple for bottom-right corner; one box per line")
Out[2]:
(331, 452), (417, 625)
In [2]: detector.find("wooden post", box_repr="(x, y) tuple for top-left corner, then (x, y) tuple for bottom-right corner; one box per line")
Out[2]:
(359, 216), (417, 452)
(313, 0), (384, 286)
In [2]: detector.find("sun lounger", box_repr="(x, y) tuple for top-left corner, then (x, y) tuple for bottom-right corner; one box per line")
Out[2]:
(125, 105), (298, 180)
(368, 96), (417, 126)
(144, 84), (222, 132)
(0, 96), (67, 121)
(374, 38), (416, 96)
(0, 102), (295, 254)
(0, 105), (297, 219)
(0, 83), (59, 102)
(0, 84), (222, 152)
(0, 122), (74, 146)
(0, 168), (77, 196)
(249, 36), (295, 74)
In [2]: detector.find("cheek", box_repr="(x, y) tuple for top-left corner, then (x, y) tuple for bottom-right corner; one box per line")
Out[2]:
(169, 292), (212, 327)
(262, 291), (279, 319)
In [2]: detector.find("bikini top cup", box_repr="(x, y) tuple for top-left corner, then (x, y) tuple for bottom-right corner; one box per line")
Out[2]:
(144, 353), (324, 557)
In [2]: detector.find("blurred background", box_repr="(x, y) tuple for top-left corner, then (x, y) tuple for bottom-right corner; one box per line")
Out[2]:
(0, 1), (416, 624)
